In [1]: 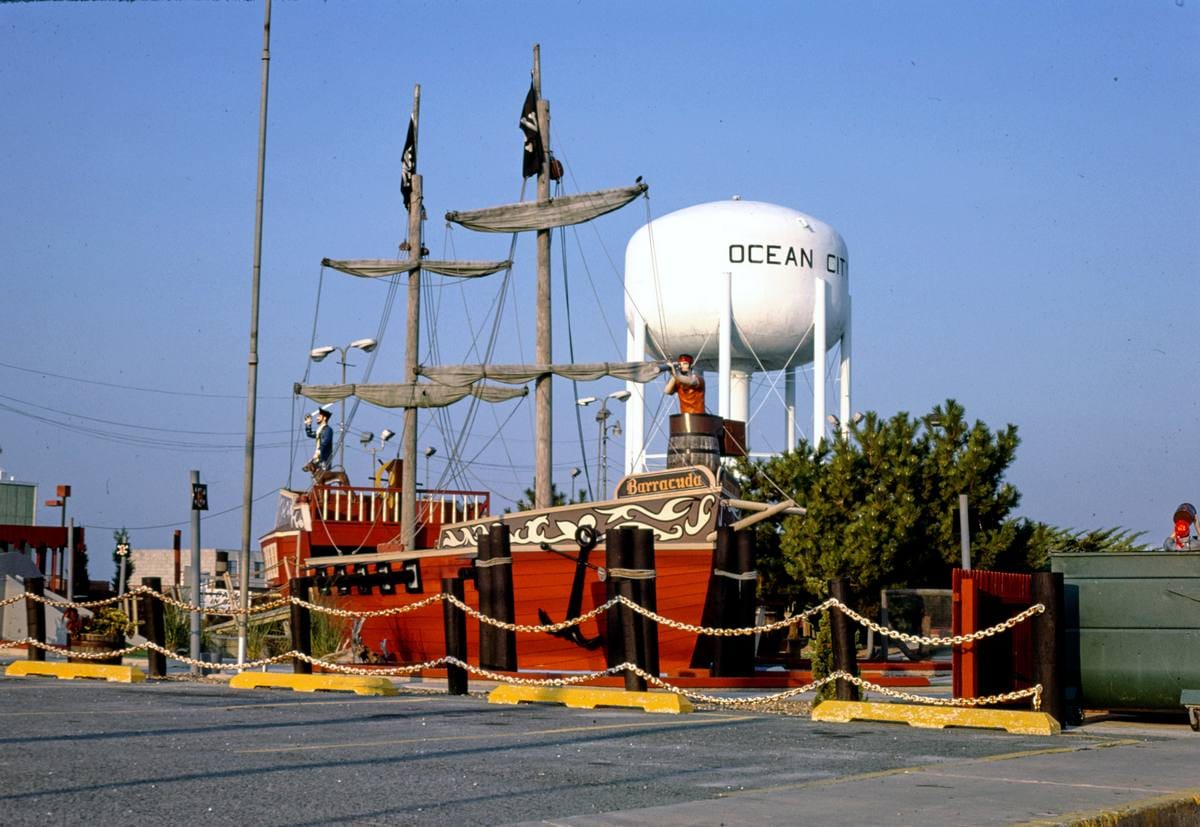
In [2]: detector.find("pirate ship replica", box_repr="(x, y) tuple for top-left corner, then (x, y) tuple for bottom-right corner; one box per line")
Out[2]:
(260, 47), (778, 676)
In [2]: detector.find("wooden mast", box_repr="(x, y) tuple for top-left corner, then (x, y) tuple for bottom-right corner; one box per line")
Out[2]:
(401, 84), (421, 550)
(533, 44), (553, 509)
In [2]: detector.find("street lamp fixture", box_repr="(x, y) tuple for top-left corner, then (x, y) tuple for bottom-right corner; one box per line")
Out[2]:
(310, 338), (379, 467)
(827, 411), (865, 433)
(363, 430), (396, 479)
(423, 446), (437, 488)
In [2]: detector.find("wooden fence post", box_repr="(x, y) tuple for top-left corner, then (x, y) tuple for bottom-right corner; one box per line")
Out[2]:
(442, 577), (468, 695)
(24, 577), (45, 662)
(140, 576), (167, 677)
(1031, 571), (1065, 724)
(829, 577), (860, 701)
(289, 577), (313, 675)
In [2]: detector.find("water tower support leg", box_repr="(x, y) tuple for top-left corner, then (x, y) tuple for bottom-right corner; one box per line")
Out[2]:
(839, 296), (852, 437)
(719, 271), (732, 419)
(625, 314), (647, 474)
(813, 274), (827, 446)
(785, 369), (796, 450)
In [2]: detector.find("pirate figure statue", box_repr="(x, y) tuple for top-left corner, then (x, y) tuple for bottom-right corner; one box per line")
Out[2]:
(664, 354), (706, 415)
(302, 406), (334, 475)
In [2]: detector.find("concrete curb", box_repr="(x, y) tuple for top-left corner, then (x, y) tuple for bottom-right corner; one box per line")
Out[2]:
(1013, 789), (1200, 826)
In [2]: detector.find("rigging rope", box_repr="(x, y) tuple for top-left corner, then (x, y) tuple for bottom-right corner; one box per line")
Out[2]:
(558, 202), (595, 502)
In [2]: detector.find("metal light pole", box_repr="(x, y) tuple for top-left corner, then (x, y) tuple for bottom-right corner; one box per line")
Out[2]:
(44, 484), (70, 588)
(116, 541), (130, 596)
(423, 446), (437, 489)
(190, 469), (202, 676)
(373, 429), (395, 482)
(238, 0), (271, 667)
(577, 391), (630, 500)
(310, 337), (377, 468)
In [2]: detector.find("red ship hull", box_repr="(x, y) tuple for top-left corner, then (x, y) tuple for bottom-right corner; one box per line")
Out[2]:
(261, 468), (729, 676)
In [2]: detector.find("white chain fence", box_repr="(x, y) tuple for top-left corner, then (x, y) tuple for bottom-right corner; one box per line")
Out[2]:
(1, 588), (1045, 710)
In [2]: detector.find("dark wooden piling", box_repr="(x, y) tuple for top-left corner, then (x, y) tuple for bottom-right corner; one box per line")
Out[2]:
(714, 530), (757, 677)
(442, 576), (468, 695)
(478, 524), (516, 672)
(288, 577), (313, 675)
(710, 528), (736, 676)
(829, 577), (860, 701)
(605, 528), (646, 691)
(1031, 571), (1065, 724)
(24, 577), (45, 661)
(490, 523), (516, 671)
(630, 528), (659, 679)
(140, 576), (167, 677)
(475, 531), (495, 668)
(604, 528), (622, 669)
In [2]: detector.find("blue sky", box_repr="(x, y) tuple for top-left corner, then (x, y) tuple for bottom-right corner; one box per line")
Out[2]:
(2, 2), (1197, 579)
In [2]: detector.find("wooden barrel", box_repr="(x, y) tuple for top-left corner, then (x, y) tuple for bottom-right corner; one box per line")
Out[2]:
(667, 414), (722, 472)
(67, 633), (123, 666)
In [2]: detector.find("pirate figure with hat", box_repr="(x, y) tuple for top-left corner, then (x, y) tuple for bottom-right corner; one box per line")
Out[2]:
(664, 354), (706, 415)
(302, 406), (334, 476)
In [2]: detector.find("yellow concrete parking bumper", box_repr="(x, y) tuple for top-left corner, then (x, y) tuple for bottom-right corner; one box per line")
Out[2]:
(229, 672), (398, 695)
(6, 660), (146, 684)
(488, 685), (694, 713)
(811, 700), (1060, 736)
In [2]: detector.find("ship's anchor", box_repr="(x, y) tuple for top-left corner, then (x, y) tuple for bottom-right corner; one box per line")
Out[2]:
(537, 525), (604, 650)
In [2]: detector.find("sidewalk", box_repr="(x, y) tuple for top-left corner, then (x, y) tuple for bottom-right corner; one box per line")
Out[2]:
(520, 719), (1200, 826)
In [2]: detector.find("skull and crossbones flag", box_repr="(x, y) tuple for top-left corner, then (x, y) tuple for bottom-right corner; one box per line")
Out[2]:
(401, 115), (416, 210)
(520, 83), (544, 179)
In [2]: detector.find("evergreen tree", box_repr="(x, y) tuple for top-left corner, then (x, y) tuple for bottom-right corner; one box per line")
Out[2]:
(509, 480), (587, 512)
(737, 399), (1140, 612)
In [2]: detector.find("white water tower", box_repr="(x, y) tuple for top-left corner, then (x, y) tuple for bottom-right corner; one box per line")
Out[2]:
(623, 198), (851, 472)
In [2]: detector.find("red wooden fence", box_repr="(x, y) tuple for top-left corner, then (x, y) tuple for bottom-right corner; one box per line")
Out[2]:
(952, 569), (1034, 699)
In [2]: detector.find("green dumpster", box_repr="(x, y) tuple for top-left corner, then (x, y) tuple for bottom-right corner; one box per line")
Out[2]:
(1051, 552), (1200, 711)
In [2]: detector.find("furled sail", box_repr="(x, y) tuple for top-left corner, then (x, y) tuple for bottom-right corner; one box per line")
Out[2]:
(321, 258), (511, 279)
(444, 182), (648, 233)
(295, 382), (527, 409)
(418, 361), (665, 387)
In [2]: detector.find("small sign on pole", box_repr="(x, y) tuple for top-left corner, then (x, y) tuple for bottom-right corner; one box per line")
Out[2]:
(192, 483), (209, 511)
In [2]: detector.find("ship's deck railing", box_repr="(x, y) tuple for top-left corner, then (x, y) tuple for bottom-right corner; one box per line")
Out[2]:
(312, 485), (489, 527)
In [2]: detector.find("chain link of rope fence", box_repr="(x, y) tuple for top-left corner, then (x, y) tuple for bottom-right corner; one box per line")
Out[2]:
(1, 589), (1045, 710)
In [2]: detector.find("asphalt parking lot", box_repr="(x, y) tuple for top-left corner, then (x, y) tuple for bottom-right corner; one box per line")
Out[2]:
(2, 672), (1197, 826)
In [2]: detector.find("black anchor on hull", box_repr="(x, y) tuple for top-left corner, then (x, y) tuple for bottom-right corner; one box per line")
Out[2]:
(537, 525), (605, 650)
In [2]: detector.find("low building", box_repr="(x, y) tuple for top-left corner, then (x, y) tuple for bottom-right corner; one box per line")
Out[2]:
(128, 547), (267, 596)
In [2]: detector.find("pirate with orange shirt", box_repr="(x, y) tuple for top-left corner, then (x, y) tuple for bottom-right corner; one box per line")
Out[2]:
(663, 353), (706, 415)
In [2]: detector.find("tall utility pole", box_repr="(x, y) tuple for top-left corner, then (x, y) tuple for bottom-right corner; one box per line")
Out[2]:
(190, 469), (203, 676)
(65, 518), (75, 599)
(533, 44), (553, 509)
(401, 85), (422, 552)
(238, 0), (271, 665)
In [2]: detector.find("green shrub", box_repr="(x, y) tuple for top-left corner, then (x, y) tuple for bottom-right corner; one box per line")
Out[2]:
(811, 610), (835, 705)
